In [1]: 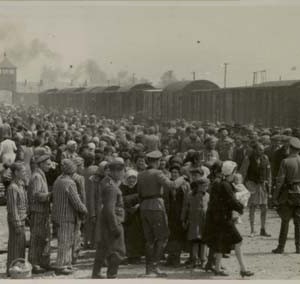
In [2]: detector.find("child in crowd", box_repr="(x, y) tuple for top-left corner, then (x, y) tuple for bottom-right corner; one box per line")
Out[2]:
(232, 173), (250, 224)
(182, 167), (210, 269)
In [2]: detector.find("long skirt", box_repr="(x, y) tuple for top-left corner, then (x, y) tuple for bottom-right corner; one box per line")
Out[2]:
(123, 210), (145, 258)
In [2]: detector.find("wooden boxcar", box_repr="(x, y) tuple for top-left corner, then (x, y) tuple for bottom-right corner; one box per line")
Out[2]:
(118, 83), (155, 118)
(101, 86), (121, 117)
(162, 80), (219, 121)
(141, 89), (163, 119)
(189, 80), (300, 127)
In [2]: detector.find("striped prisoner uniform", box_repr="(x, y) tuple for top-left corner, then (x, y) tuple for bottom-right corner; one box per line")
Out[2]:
(72, 173), (86, 261)
(6, 179), (28, 274)
(52, 174), (87, 269)
(28, 167), (51, 268)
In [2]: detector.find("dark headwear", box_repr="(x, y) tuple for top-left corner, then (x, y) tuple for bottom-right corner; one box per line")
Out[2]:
(108, 158), (125, 171)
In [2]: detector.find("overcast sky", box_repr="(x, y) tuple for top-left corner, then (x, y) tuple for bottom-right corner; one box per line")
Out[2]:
(0, 0), (300, 87)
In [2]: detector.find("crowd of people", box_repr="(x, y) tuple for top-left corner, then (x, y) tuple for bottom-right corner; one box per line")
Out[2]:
(1, 104), (299, 279)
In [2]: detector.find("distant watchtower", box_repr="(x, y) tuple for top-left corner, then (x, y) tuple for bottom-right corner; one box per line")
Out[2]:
(0, 53), (17, 93)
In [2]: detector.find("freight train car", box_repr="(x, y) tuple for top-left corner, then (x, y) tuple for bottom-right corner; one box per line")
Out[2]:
(141, 89), (163, 119)
(38, 79), (300, 127)
(189, 80), (300, 127)
(161, 80), (220, 120)
(112, 83), (155, 118)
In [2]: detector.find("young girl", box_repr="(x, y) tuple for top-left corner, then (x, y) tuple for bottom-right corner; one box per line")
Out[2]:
(232, 173), (250, 224)
(182, 171), (210, 269)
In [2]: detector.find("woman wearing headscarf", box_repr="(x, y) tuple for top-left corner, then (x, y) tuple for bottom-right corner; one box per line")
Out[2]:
(120, 169), (145, 264)
(203, 161), (254, 277)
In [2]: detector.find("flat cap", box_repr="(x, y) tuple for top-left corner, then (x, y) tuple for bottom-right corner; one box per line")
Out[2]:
(289, 137), (300, 150)
(146, 150), (162, 159)
(281, 135), (291, 142)
(271, 134), (282, 141)
(35, 154), (50, 164)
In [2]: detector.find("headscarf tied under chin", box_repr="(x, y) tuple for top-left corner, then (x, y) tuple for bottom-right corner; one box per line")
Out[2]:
(123, 169), (138, 187)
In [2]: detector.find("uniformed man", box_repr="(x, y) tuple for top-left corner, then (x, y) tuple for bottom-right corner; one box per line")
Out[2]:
(272, 137), (300, 254)
(137, 150), (186, 277)
(92, 159), (126, 279)
(28, 153), (52, 273)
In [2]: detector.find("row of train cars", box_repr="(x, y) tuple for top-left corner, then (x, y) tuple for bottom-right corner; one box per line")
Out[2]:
(39, 79), (300, 127)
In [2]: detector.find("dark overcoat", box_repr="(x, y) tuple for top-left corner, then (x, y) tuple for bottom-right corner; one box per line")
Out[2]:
(203, 179), (243, 253)
(95, 176), (126, 261)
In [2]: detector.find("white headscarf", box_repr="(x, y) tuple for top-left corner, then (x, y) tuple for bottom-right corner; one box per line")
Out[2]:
(123, 169), (138, 187)
(221, 161), (237, 176)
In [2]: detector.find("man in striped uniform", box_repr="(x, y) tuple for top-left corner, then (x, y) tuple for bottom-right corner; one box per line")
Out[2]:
(28, 154), (52, 274)
(52, 159), (88, 275)
(6, 162), (28, 277)
(71, 157), (86, 264)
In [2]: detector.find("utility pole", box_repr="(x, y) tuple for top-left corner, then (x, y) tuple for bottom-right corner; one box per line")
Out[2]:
(252, 71), (257, 86)
(132, 73), (135, 85)
(192, 71), (196, 81)
(224, 63), (229, 88)
(260, 70), (267, 83)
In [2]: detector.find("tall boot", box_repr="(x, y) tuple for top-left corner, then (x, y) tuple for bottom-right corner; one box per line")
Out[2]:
(294, 219), (300, 253)
(107, 254), (121, 279)
(92, 243), (105, 278)
(272, 219), (289, 253)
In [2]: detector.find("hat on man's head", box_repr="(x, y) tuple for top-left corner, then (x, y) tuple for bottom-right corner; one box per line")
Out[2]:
(34, 147), (47, 157)
(108, 158), (125, 171)
(289, 137), (300, 150)
(271, 134), (282, 142)
(146, 151), (162, 160)
(35, 154), (50, 164)
(281, 135), (291, 143)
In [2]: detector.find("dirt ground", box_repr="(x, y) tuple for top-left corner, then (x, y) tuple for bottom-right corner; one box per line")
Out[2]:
(0, 206), (299, 280)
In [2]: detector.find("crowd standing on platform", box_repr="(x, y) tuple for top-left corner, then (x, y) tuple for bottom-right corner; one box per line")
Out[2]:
(1, 104), (300, 279)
